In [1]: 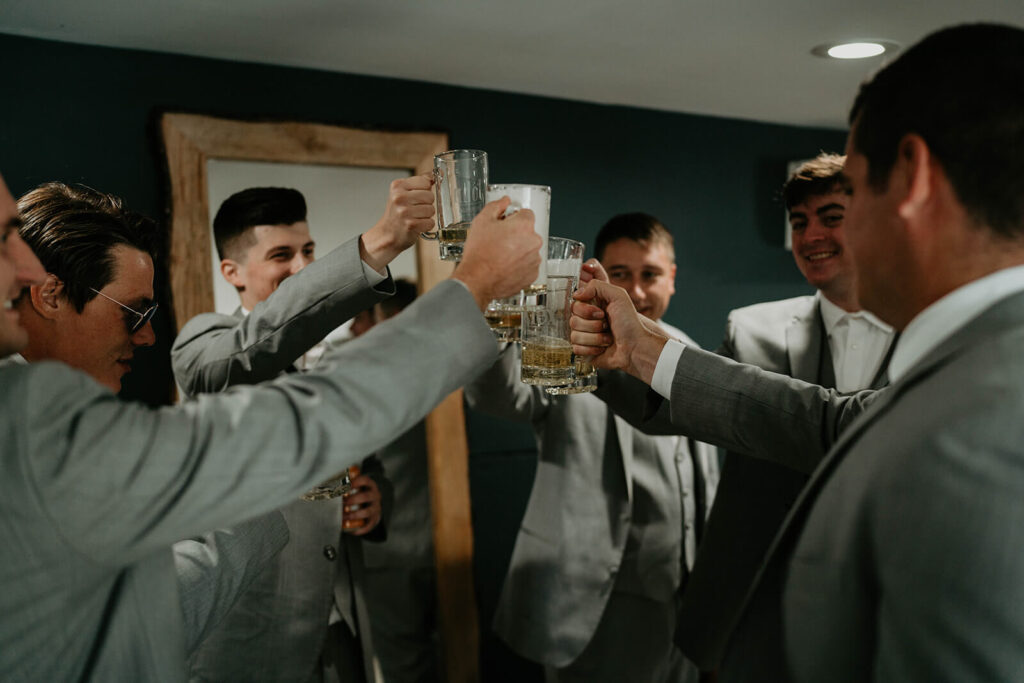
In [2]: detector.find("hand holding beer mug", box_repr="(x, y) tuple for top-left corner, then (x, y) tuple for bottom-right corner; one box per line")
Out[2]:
(360, 173), (437, 271)
(453, 197), (542, 309)
(484, 184), (550, 342)
(422, 149), (488, 261)
(342, 471), (383, 535)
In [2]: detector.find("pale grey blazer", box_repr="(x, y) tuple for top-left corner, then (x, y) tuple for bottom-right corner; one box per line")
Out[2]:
(173, 238), (393, 683)
(0, 278), (496, 682)
(601, 293), (1024, 681)
(676, 295), (890, 675)
(465, 331), (718, 668)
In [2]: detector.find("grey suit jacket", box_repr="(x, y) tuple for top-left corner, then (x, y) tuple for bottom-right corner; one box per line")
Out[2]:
(770, 290), (1024, 682)
(601, 295), (1024, 681)
(0, 354), (292, 660)
(675, 295), (890, 672)
(174, 513), (291, 655)
(465, 335), (718, 667)
(0, 278), (496, 682)
(173, 238), (393, 683)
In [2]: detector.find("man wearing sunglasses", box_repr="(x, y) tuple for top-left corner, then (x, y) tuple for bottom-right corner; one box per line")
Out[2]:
(0, 171), (542, 681)
(6, 180), (294, 656)
(13, 182), (160, 391)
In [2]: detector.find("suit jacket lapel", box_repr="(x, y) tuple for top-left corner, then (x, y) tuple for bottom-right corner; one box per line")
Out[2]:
(612, 412), (635, 503)
(786, 300), (829, 385)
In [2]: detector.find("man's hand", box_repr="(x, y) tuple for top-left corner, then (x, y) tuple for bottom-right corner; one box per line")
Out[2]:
(342, 474), (382, 536)
(569, 279), (669, 385)
(360, 174), (436, 273)
(453, 197), (542, 310)
(579, 257), (609, 285)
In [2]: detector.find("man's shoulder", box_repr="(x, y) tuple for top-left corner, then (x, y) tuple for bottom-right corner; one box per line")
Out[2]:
(728, 295), (818, 330)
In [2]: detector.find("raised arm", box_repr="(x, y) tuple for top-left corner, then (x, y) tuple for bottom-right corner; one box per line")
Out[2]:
(172, 237), (393, 395)
(575, 280), (882, 474)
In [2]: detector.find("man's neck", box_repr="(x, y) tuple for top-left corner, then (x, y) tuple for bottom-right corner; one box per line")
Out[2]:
(820, 289), (860, 313)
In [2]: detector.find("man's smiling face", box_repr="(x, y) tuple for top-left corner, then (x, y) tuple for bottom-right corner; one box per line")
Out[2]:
(788, 190), (856, 301)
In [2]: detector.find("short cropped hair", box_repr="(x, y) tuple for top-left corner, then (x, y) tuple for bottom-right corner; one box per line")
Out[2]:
(213, 187), (307, 261)
(782, 153), (849, 210)
(594, 213), (675, 263)
(18, 183), (159, 312)
(378, 278), (418, 318)
(849, 23), (1024, 238)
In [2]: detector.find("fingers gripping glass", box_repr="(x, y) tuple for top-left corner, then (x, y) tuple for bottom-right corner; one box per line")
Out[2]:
(89, 287), (158, 333)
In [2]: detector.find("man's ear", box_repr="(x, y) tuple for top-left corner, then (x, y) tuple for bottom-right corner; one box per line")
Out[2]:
(27, 274), (65, 320)
(220, 259), (245, 291)
(895, 133), (935, 224)
(668, 262), (677, 296)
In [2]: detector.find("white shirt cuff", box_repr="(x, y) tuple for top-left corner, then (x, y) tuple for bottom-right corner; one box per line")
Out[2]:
(652, 339), (686, 399)
(361, 260), (388, 286)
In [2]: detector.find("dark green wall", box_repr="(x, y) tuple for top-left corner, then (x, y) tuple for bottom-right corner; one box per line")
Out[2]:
(1, 33), (846, 404)
(0, 33), (847, 680)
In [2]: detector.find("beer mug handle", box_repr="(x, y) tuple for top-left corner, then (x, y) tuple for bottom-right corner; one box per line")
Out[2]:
(503, 200), (522, 218)
(420, 166), (444, 241)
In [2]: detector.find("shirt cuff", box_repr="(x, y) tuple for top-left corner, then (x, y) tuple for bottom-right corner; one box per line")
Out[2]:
(360, 259), (388, 285)
(652, 339), (686, 399)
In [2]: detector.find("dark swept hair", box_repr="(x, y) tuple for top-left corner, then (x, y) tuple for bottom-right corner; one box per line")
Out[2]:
(849, 23), (1024, 238)
(213, 187), (307, 260)
(378, 278), (418, 318)
(18, 182), (159, 312)
(782, 153), (849, 210)
(594, 212), (675, 263)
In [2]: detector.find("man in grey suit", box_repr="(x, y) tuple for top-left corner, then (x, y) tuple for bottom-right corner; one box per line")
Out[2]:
(173, 183), (429, 683)
(465, 214), (719, 683)
(8, 181), (292, 656)
(0, 167), (542, 681)
(572, 23), (1024, 683)
(674, 153), (895, 678)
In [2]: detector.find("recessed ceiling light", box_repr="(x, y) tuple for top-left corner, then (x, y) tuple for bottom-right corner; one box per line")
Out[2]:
(811, 41), (899, 60)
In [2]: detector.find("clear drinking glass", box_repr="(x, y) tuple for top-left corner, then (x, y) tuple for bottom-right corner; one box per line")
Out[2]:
(421, 149), (488, 261)
(544, 358), (598, 394)
(483, 184), (550, 342)
(520, 274), (576, 386)
(520, 238), (585, 386)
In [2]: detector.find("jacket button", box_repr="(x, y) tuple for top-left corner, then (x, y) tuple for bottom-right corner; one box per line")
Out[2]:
(323, 545), (337, 561)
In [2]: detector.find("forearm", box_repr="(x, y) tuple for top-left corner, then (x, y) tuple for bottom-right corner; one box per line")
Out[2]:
(172, 237), (394, 394)
(36, 281), (496, 560)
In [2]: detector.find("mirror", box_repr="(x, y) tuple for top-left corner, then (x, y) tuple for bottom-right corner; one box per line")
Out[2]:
(161, 113), (479, 682)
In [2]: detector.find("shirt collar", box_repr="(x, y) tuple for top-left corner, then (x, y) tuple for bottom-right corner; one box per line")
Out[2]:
(888, 263), (1024, 383)
(817, 291), (893, 335)
(0, 352), (28, 367)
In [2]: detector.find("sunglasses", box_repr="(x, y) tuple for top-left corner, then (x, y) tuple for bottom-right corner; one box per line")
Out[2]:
(89, 287), (158, 333)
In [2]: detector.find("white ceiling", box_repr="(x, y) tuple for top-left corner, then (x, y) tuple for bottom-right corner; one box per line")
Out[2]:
(2, 0), (1021, 129)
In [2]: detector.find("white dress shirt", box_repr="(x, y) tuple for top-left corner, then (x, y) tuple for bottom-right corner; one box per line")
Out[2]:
(817, 293), (894, 393)
(888, 264), (1024, 382)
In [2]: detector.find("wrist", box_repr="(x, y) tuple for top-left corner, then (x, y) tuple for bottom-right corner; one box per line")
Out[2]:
(627, 329), (668, 385)
(451, 269), (492, 312)
(359, 223), (399, 273)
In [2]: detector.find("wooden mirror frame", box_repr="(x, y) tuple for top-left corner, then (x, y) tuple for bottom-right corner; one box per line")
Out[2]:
(161, 113), (479, 682)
